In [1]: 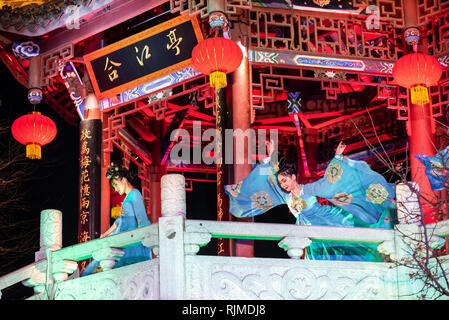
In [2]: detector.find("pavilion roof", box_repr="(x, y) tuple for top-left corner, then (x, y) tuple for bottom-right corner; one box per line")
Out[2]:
(0, 0), (116, 36)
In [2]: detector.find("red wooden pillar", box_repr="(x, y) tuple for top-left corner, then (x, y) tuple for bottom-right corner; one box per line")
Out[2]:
(101, 111), (111, 234)
(149, 119), (165, 223)
(408, 100), (437, 223)
(231, 34), (254, 257)
(402, 0), (438, 223)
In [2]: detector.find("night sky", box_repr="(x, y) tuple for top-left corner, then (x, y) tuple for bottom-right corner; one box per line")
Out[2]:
(0, 61), (79, 298)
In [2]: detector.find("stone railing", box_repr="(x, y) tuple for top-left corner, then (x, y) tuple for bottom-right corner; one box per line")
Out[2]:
(0, 213), (159, 299)
(2, 215), (445, 300)
(1, 177), (449, 300)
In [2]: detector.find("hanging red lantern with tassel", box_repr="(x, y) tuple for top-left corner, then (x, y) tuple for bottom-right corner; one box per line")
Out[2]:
(392, 52), (443, 105)
(191, 36), (243, 89)
(11, 111), (57, 159)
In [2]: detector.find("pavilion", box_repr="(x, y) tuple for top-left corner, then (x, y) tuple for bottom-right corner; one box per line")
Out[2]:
(0, 0), (449, 300)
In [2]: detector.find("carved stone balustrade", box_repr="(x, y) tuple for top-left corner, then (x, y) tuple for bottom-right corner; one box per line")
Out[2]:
(1, 215), (449, 300)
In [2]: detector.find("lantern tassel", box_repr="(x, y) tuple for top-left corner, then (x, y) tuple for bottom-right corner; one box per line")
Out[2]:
(410, 85), (430, 105)
(210, 71), (227, 89)
(26, 144), (41, 159)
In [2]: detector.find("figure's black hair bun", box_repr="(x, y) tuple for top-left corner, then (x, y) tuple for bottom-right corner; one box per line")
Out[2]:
(106, 162), (135, 182)
(277, 158), (297, 176)
(106, 162), (120, 179)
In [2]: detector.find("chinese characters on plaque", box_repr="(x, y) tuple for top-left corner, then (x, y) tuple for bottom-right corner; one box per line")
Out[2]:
(84, 16), (203, 100)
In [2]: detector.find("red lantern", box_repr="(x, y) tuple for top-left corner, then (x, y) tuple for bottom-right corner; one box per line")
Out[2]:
(11, 111), (57, 159)
(191, 37), (243, 89)
(392, 53), (443, 105)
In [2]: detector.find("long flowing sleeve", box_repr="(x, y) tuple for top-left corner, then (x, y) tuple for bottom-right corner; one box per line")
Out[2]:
(303, 155), (396, 225)
(81, 188), (152, 277)
(415, 145), (449, 191)
(225, 157), (289, 218)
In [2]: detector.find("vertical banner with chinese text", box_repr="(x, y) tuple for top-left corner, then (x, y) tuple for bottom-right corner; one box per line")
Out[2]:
(216, 88), (231, 256)
(78, 119), (102, 271)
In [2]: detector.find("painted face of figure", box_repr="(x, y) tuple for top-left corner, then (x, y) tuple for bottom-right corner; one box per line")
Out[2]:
(111, 177), (127, 195)
(277, 173), (297, 193)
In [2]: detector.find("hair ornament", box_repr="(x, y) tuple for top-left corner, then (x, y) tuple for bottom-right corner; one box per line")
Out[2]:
(270, 151), (286, 173)
(106, 162), (120, 179)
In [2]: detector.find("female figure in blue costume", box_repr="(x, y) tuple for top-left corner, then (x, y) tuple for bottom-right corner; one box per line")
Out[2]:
(81, 164), (152, 276)
(225, 141), (396, 261)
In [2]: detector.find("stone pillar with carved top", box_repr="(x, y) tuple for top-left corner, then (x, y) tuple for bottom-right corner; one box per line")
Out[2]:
(161, 174), (186, 218)
(160, 173), (188, 298)
(35, 209), (63, 262)
(396, 182), (421, 225)
(24, 209), (78, 295)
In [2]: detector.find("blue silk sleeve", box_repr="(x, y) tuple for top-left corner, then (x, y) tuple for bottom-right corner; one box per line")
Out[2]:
(303, 155), (396, 225)
(415, 146), (449, 191)
(225, 158), (289, 218)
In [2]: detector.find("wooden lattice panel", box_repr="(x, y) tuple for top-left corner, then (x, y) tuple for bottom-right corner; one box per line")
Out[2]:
(40, 43), (74, 91)
(248, 8), (402, 61)
(169, 0), (208, 17)
(250, 63), (395, 111)
(422, 10), (449, 58)
(417, 0), (449, 25)
(430, 68), (449, 118)
(386, 80), (446, 123)
(386, 86), (408, 120)
(352, 0), (405, 28)
(103, 115), (125, 153)
(225, 0), (252, 15)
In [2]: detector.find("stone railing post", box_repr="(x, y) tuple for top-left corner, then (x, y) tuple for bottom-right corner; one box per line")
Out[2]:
(35, 209), (62, 262)
(396, 182), (421, 224)
(161, 174), (186, 218)
(23, 209), (77, 295)
(159, 174), (186, 299)
(379, 182), (445, 261)
(377, 182), (420, 261)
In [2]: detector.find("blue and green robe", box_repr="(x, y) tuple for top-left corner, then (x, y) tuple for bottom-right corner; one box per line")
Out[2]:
(81, 189), (152, 276)
(225, 155), (396, 261)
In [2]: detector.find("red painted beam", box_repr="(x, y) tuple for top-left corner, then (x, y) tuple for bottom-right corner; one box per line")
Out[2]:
(313, 104), (385, 129)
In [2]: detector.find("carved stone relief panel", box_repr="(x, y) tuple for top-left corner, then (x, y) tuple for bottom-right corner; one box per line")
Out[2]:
(52, 259), (159, 300)
(185, 256), (397, 300)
